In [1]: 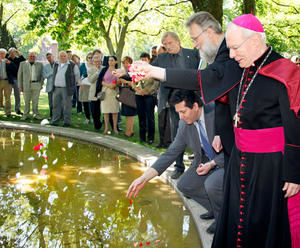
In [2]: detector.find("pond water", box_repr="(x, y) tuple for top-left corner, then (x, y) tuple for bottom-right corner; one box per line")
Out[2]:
(0, 129), (201, 248)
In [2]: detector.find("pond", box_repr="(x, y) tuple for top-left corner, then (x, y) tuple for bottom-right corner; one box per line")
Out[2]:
(0, 129), (201, 247)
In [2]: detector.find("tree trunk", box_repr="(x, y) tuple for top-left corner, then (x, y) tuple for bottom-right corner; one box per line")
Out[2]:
(189, 0), (224, 26)
(243, 0), (256, 14)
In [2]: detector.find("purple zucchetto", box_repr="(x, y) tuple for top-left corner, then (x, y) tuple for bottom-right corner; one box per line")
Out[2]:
(232, 14), (264, 33)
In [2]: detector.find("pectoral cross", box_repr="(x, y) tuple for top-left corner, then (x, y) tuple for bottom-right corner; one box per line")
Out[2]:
(233, 113), (240, 127)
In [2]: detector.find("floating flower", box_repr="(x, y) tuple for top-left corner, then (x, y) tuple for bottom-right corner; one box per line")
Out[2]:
(139, 243), (143, 247)
(134, 242), (138, 247)
(50, 133), (55, 139)
(39, 142), (44, 147)
(146, 242), (150, 245)
(114, 158), (118, 162)
(155, 240), (160, 243)
(33, 145), (40, 151)
(43, 156), (48, 160)
(40, 169), (47, 175)
(129, 199), (133, 205)
(61, 147), (66, 151)
(112, 80), (116, 85)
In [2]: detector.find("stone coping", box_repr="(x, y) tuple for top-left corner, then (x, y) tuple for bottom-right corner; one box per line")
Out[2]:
(0, 121), (213, 248)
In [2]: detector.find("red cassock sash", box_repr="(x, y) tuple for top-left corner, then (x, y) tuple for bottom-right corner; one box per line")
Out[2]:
(234, 125), (300, 247)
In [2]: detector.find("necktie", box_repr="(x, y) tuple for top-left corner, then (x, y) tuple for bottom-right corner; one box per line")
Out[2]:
(198, 120), (215, 160)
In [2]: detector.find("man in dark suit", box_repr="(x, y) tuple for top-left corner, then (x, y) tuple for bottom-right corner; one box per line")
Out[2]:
(152, 31), (200, 179)
(127, 89), (224, 234)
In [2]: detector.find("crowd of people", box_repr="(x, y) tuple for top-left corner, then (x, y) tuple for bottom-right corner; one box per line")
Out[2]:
(1, 10), (299, 248)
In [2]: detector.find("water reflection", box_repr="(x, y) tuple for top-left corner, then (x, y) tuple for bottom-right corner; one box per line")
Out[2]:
(0, 129), (201, 247)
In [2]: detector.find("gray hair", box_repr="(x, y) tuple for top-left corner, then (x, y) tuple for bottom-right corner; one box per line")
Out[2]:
(161, 31), (181, 43)
(227, 22), (267, 44)
(92, 54), (102, 61)
(185, 11), (222, 34)
(8, 47), (17, 53)
(0, 48), (7, 54)
(59, 51), (67, 56)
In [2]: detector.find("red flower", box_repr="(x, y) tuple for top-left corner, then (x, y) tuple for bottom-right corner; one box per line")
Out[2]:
(129, 199), (133, 205)
(139, 243), (143, 247)
(112, 80), (116, 85)
(146, 242), (150, 245)
(39, 142), (44, 147)
(44, 156), (48, 160)
(33, 145), (40, 151)
(115, 158), (118, 162)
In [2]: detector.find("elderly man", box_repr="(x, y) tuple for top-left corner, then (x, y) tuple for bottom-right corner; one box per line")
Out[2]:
(127, 89), (224, 234)
(43, 52), (55, 119)
(51, 51), (80, 127)
(18, 52), (43, 120)
(0, 48), (17, 117)
(131, 13), (300, 248)
(7, 48), (26, 115)
(152, 31), (200, 179)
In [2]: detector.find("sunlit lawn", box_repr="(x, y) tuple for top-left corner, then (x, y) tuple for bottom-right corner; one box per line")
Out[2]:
(0, 91), (165, 152)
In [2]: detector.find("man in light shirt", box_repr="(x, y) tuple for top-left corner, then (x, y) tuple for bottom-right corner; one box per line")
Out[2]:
(18, 52), (43, 120)
(51, 51), (80, 127)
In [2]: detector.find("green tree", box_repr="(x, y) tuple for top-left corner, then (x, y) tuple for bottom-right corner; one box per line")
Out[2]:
(0, 2), (17, 49)
(189, 0), (224, 24)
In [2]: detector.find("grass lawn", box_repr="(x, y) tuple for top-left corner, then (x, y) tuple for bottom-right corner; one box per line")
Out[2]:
(0, 91), (166, 153)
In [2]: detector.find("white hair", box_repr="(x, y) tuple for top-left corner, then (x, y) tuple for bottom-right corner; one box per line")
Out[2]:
(227, 22), (266, 44)
(0, 48), (7, 54)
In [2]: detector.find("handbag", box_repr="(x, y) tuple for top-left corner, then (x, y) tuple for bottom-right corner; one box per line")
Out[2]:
(116, 87), (137, 109)
(97, 87), (107, 101)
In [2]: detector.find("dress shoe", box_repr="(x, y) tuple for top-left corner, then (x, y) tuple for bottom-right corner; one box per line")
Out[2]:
(171, 170), (184, 179)
(206, 221), (217, 234)
(156, 143), (167, 148)
(33, 115), (42, 120)
(200, 212), (214, 220)
(16, 110), (23, 115)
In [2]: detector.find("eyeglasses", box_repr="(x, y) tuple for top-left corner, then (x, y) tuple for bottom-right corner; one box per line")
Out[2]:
(229, 38), (250, 51)
(191, 29), (207, 43)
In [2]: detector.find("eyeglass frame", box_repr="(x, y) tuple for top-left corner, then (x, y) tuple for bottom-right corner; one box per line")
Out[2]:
(228, 37), (250, 51)
(191, 28), (207, 43)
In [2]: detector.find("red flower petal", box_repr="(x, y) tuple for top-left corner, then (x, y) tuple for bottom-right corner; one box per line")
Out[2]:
(39, 142), (44, 147)
(139, 242), (143, 247)
(112, 80), (116, 84)
(129, 199), (133, 205)
(44, 156), (48, 160)
(62, 147), (66, 151)
(115, 158), (118, 162)
(33, 145), (40, 151)
(146, 242), (150, 245)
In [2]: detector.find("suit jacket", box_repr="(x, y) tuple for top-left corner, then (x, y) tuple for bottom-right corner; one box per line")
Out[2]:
(152, 47), (200, 113)
(152, 102), (224, 176)
(4, 62), (17, 85)
(18, 61), (44, 92)
(164, 39), (242, 165)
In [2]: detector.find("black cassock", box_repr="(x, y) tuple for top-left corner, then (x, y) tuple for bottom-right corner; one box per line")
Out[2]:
(164, 47), (300, 248)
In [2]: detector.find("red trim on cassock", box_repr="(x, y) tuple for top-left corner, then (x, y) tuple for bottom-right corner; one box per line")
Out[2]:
(286, 143), (300, 148)
(198, 70), (244, 105)
(259, 58), (300, 118)
(197, 70), (206, 104)
(218, 94), (229, 104)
